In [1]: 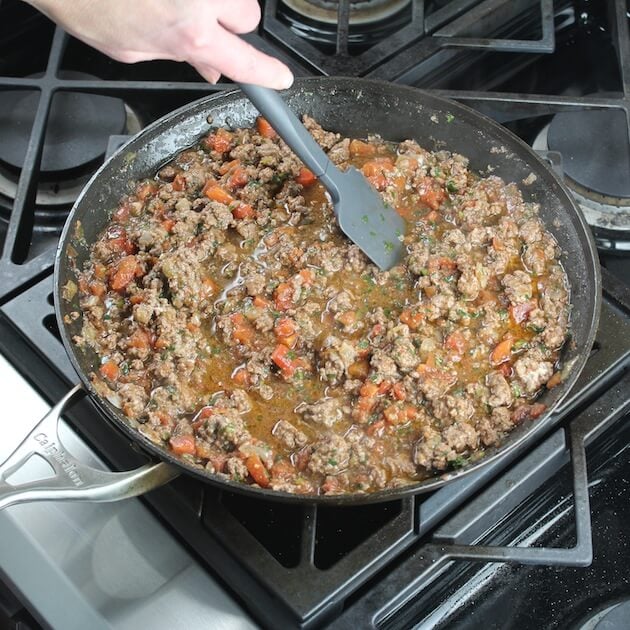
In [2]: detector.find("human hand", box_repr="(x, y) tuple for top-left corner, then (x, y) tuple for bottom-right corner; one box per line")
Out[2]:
(25, 0), (294, 89)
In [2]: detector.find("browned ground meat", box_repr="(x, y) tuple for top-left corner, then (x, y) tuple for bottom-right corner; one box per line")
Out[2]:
(71, 115), (570, 496)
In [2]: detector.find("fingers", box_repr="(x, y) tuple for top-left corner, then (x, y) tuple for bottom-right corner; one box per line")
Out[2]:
(193, 63), (222, 84)
(217, 0), (262, 34)
(190, 26), (294, 89)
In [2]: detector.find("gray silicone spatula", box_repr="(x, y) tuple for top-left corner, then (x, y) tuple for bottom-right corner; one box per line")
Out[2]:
(239, 83), (406, 270)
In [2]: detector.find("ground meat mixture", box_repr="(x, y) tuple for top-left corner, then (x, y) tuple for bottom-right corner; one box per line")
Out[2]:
(71, 114), (571, 495)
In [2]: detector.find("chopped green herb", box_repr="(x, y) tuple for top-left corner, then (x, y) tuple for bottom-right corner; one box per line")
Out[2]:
(361, 214), (369, 224)
(451, 455), (468, 468)
(446, 180), (458, 194)
(384, 240), (394, 253)
(445, 113), (455, 123)
(511, 383), (522, 397)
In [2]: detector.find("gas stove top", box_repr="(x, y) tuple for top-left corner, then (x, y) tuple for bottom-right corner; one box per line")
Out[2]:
(1, 1), (630, 629)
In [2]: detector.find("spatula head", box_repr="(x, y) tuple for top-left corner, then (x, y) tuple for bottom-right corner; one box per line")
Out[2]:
(332, 167), (407, 270)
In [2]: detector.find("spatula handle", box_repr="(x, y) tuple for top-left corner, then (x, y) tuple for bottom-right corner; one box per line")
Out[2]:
(239, 83), (341, 201)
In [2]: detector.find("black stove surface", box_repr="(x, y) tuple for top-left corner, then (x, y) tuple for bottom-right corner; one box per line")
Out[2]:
(1, 1), (630, 629)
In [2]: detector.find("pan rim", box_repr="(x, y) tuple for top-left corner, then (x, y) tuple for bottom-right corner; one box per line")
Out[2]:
(54, 77), (602, 505)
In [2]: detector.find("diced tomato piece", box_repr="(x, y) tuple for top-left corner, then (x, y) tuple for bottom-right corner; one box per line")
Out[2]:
(232, 367), (251, 387)
(136, 181), (157, 201)
(377, 380), (392, 395)
(298, 269), (314, 285)
(246, 454), (270, 487)
(228, 167), (249, 189)
(203, 185), (234, 205)
(129, 329), (151, 350)
(232, 203), (256, 219)
(366, 173), (388, 191)
(274, 282), (294, 310)
(366, 419), (385, 437)
(253, 295), (272, 309)
(230, 312), (255, 346)
(219, 159), (240, 175)
(362, 159), (394, 190)
(161, 219), (176, 233)
(94, 263), (107, 280)
(154, 336), (169, 350)
(204, 128), (233, 153)
(110, 255), (138, 292)
(199, 406), (222, 419)
(171, 173), (186, 191)
(360, 381), (378, 397)
(88, 280), (106, 297)
(392, 382), (407, 401)
(418, 177), (446, 210)
(349, 139), (377, 157)
(355, 394), (377, 422)
(106, 226), (136, 254)
(169, 434), (196, 456)
(445, 330), (466, 355)
(271, 344), (295, 377)
(510, 299), (537, 325)
(99, 360), (119, 381)
(256, 117), (277, 139)
(400, 308), (424, 330)
(295, 167), (317, 187)
(202, 276), (219, 297)
(490, 338), (514, 365)
(274, 317), (297, 338)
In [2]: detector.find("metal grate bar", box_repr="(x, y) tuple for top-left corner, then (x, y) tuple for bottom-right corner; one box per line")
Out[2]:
(613, 0), (630, 96)
(301, 505), (317, 564)
(2, 28), (68, 265)
(336, 0), (350, 56)
(424, 0), (481, 33)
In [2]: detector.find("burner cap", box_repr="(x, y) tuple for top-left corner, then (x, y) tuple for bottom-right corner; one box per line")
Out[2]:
(547, 108), (630, 200)
(0, 70), (126, 175)
(281, 0), (410, 25)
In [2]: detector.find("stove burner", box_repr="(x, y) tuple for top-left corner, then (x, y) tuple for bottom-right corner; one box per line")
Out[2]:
(547, 109), (630, 200)
(0, 71), (128, 174)
(281, 0), (410, 24)
(278, 0), (412, 52)
(0, 72), (142, 231)
(533, 111), (630, 252)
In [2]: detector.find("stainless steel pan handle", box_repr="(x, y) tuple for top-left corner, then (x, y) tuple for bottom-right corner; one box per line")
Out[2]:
(0, 384), (179, 510)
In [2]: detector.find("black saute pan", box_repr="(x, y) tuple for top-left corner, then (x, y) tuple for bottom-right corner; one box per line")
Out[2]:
(0, 78), (601, 509)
